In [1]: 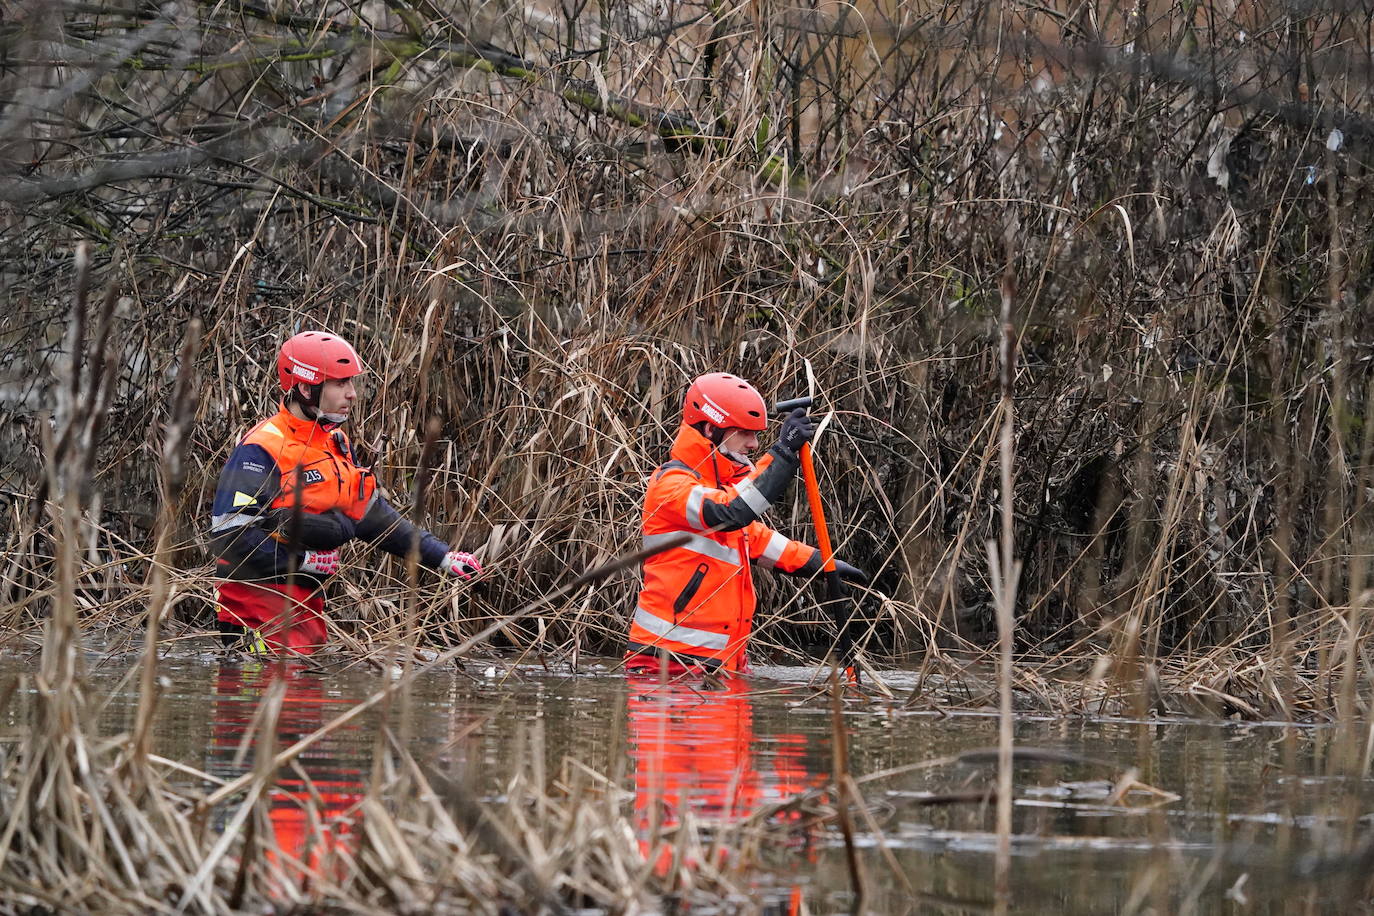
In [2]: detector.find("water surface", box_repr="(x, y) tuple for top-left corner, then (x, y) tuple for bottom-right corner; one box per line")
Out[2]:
(1, 651), (1367, 913)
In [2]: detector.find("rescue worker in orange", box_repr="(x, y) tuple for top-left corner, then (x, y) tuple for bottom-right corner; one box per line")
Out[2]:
(208, 330), (482, 654)
(625, 373), (866, 674)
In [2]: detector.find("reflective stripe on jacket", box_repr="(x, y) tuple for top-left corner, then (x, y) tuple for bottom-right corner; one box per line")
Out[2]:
(627, 424), (814, 672)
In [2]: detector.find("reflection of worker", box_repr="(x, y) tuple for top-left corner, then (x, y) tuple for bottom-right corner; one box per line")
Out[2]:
(208, 330), (482, 654)
(209, 661), (363, 889)
(627, 674), (819, 874)
(626, 373), (867, 674)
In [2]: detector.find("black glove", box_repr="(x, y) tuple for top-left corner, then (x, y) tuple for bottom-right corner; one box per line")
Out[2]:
(269, 507), (357, 550)
(835, 559), (868, 584)
(794, 551), (869, 583)
(770, 408), (817, 462)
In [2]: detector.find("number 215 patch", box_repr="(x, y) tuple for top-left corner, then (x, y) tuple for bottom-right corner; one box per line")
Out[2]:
(301, 469), (326, 485)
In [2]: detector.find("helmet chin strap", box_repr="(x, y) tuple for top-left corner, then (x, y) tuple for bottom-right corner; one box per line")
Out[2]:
(693, 421), (753, 469)
(291, 383), (346, 428)
(720, 446), (754, 469)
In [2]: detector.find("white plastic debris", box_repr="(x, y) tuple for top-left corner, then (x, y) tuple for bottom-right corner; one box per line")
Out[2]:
(1206, 132), (1232, 189)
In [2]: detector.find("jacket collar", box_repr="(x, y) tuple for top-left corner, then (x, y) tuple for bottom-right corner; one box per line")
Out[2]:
(668, 424), (749, 486)
(271, 403), (337, 446)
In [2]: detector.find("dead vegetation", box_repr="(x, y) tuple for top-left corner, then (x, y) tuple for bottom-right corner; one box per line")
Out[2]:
(1, 0), (1374, 727)
(7, 3), (1374, 909)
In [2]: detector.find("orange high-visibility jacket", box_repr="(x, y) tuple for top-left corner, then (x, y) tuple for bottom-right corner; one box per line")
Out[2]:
(242, 406), (377, 518)
(210, 406), (378, 537)
(209, 405), (450, 587)
(627, 424), (816, 671)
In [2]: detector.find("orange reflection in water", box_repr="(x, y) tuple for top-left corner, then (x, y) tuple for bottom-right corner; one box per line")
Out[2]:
(209, 662), (364, 891)
(626, 671), (825, 910)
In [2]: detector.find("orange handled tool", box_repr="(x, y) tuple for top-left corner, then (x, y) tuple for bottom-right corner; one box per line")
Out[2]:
(775, 397), (858, 682)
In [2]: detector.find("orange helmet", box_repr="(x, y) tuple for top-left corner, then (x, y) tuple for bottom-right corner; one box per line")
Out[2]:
(277, 331), (364, 391)
(682, 373), (767, 431)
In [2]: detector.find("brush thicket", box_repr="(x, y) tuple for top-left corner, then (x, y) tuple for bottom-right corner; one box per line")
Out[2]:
(1, 1), (1373, 724)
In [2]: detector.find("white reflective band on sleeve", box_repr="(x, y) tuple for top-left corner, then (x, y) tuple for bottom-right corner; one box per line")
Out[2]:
(210, 513), (259, 533)
(734, 478), (771, 515)
(756, 531), (790, 568)
(643, 532), (740, 565)
(633, 606), (729, 651)
(684, 485), (709, 531)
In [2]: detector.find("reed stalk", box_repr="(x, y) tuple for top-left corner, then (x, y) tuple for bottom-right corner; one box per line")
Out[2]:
(829, 667), (866, 911)
(989, 271), (1020, 912)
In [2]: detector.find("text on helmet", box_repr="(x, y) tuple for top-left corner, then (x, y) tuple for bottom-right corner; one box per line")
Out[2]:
(290, 357), (322, 383)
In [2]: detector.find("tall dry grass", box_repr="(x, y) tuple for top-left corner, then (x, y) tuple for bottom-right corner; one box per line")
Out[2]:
(0, 0), (1372, 720)
(0, 308), (808, 912)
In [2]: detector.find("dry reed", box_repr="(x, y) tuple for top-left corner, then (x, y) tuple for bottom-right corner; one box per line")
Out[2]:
(1, 0), (1373, 721)
(8, 3), (1374, 903)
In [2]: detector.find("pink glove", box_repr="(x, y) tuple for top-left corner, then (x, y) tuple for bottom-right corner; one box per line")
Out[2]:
(299, 549), (340, 576)
(442, 550), (483, 580)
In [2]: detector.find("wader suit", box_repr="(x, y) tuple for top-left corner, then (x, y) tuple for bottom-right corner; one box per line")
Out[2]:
(209, 404), (450, 653)
(625, 423), (828, 673)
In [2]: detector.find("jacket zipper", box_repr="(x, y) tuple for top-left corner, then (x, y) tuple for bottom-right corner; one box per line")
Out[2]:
(321, 438), (343, 500)
(331, 431), (371, 504)
(738, 531), (750, 642)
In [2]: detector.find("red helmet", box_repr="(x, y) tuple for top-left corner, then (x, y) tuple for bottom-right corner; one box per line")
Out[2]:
(682, 373), (767, 431)
(277, 331), (364, 391)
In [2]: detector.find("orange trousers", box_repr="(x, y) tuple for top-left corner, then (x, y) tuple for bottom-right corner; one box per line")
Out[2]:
(216, 581), (328, 654)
